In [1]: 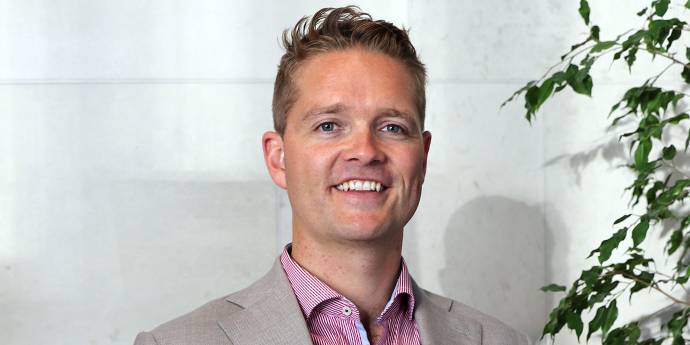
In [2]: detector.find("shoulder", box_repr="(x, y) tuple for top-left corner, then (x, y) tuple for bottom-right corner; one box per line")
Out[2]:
(134, 294), (243, 345)
(134, 261), (287, 345)
(417, 288), (531, 345)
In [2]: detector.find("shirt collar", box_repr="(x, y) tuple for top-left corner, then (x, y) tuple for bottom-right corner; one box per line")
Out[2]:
(280, 244), (416, 320)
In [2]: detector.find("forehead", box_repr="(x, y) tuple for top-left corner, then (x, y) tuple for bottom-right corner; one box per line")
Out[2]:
(288, 48), (417, 122)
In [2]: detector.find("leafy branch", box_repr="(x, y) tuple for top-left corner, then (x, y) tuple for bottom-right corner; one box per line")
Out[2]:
(504, 0), (690, 343)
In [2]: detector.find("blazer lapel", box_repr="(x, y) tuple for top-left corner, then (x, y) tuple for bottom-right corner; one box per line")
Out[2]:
(218, 259), (313, 345)
(413, 280), (482, 345)
(217, 259), (481, 345)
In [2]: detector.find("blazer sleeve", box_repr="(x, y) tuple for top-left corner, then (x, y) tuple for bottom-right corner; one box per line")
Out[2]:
(133, 331), (160, 345)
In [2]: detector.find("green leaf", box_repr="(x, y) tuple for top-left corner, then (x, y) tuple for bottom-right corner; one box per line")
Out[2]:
(654, 0), (670, 16)
(501, 80), (535, 108)
(596, 228), (627, 263)
(602, 300), (618, 335)
(667, 27), (681, 50)
(543, 304), (567, 336)
(676, 265), (690, 284)
(625, 47), (638, 69)
(588, 305), (606, 340)
(614, 30), (646, 64)
(580, 266), (603, 286)
(540, 283), (567, 292)
(568, 72), (593, 96)
(686, 47), (690, 61)
(670, 178), (687, 192)
(565, 310), (584, 339)
(666, 310), (689, 342)
(636, 7), (647, 16)
(631, 218), (650, 247)
(609, 101), (621, 116)
(647, 19), (686, 50)
(613, 214), (631, 225)
(682, 65), (690, 84)
(538, 79), (555, 107)
(589, 280), (619, 306)
(624, 252), (652, 268)
(542, 313), (563, 337)
(524, 80), (555, 121)
(666, 113), (690, 125)
(579, 0), (590, 25)
(634, 138), (652, 169)
(590, 25), (600, 41)
(627, 323), (641, 343)
(630, 271), (654, 295)
(662, 145), (677, 160)
(686, 0), (690, 9)
(667, 229), (683, 255)
(590, 41), (616, 53)
(685, 127), (690, 151)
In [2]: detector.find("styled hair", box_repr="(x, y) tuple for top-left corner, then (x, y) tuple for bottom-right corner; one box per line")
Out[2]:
(272, 6), (427, 135)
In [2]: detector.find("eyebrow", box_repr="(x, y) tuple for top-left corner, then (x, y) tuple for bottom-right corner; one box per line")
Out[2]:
(302, 103), (418, 126)
(302, 103), (348, 122)
(379, 108), (415, 122)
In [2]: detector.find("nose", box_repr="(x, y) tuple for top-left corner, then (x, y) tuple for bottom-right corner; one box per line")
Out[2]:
(343, 127), (385, 165)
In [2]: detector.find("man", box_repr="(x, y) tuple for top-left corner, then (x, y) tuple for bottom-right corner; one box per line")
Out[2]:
(134, 6), (528, 345)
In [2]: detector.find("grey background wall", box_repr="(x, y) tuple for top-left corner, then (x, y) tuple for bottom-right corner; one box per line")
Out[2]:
(1, 1), (675, 344)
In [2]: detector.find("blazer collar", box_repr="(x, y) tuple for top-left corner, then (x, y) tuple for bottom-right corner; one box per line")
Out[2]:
(218, 258), (313, 345)
(217, 258), (482, 345)
(412, 279), (482, 345)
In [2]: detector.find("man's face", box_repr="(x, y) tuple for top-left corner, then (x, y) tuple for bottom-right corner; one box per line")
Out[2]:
(263, 48), (431, 245)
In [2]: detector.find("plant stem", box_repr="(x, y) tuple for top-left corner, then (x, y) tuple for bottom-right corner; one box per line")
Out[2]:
(539, 38), (596, 82)
(649, 61), (677, 85)
(638, 47), (686, 66)
(616, 271), (690, 306)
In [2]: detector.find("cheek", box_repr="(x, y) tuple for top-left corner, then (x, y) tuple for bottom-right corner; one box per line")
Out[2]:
(396, 147), (427, 181)
(286, 144), (335, 186)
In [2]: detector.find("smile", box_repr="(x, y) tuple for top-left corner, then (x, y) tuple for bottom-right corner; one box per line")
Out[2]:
(335, 180), (384, 192)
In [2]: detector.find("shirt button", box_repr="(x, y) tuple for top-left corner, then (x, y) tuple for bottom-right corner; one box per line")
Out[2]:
(342, 306), (352, 316)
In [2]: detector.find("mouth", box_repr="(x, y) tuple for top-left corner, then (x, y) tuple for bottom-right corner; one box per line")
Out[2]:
(334, 179), (388, 192)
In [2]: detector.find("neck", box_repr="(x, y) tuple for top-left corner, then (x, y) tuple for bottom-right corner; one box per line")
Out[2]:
(290, 231), (403, 327)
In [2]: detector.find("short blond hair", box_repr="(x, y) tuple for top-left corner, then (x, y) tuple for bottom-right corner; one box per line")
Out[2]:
(272, 6), (427, 135)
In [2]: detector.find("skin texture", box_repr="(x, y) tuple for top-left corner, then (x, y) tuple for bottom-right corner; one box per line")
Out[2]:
(262, 48), (431, 343)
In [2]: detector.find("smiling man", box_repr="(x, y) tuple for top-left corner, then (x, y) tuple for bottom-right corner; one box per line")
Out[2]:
(134, 6), (528, 345)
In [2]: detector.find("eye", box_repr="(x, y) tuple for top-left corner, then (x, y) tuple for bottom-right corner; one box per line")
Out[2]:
(382, 123), (404, 134)
(318, 122), (337, 132)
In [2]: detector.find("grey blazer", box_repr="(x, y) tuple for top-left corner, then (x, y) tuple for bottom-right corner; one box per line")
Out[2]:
(134, 259), (530, 345)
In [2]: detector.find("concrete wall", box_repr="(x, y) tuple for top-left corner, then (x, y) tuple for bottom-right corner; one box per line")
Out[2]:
(2, 1), (669, 344)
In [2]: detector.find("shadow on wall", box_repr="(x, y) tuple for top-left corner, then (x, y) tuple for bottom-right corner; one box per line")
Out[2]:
(544, 136), (628, 187)
(439, 195), (551, 339)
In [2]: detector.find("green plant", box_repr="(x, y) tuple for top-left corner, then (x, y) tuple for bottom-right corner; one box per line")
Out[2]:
(505, 1), (690, 344)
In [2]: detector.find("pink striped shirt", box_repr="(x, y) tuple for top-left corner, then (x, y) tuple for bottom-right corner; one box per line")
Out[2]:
(280, 245), (422, 345)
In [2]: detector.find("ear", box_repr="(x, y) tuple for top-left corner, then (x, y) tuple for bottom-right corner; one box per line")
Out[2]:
(421, 131), (432, 183)
(262, 131), (287, 189)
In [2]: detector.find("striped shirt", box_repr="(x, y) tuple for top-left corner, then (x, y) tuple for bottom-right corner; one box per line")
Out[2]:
(280, 245), (422, 345)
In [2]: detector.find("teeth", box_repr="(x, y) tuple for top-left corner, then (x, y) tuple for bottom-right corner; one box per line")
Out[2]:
(335, 180), (384, 192)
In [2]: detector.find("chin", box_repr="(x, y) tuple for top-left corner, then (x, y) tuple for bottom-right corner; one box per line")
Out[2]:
(331, 220), (399, 243)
